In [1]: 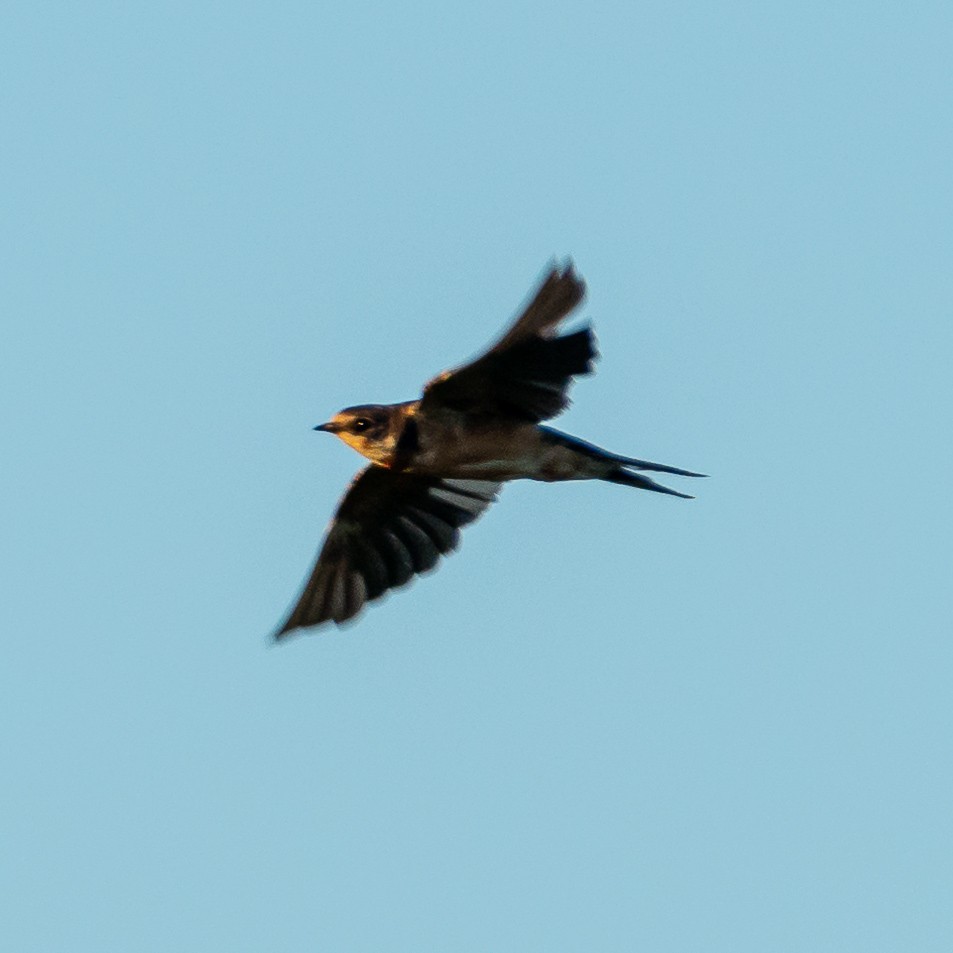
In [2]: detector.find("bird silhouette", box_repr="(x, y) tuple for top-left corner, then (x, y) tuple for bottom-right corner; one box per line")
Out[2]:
(275, 261), (703, 636)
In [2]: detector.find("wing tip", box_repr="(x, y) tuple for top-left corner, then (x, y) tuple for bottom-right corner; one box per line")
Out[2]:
(271, 617), (306, 642)
(543, 257), (587, 308)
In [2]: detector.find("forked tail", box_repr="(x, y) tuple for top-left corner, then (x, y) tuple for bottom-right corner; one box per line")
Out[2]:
(602, 467), (696, 499)
(539, 426), (706, 499)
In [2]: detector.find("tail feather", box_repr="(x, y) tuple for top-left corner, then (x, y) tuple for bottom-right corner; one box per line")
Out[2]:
(612, 455), (707, 478)
(539, 426), (707, 481)
(603, 467), (695, 499)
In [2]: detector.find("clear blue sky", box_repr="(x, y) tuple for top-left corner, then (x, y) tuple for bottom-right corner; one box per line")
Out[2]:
(4, 2), (952, 950)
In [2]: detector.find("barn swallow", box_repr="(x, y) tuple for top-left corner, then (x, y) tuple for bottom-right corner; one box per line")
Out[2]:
(275, 261), (703, 637)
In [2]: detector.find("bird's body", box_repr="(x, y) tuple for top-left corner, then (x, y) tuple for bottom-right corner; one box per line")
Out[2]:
(402, 407), (546, 480)
(276, 262), (703, 637)
(331, 403), (684, 483)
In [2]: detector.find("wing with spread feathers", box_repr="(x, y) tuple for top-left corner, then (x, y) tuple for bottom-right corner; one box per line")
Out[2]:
(276, 467), (501, 635)
(420, 261), (596, 422)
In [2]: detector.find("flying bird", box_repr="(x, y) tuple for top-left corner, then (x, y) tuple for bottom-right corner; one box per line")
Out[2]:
(276, 261), (703, 637)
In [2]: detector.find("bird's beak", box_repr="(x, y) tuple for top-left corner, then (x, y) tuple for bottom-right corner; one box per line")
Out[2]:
(313, 422), (337, 433)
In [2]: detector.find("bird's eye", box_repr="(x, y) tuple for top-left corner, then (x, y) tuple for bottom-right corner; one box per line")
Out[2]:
(352, 418), (371, 432)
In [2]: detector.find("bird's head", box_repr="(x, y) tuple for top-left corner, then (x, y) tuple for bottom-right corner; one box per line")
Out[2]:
(314, 404), (400, 463)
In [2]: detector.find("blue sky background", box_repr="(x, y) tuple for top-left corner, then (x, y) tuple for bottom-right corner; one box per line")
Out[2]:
(3, 2), (952, 950)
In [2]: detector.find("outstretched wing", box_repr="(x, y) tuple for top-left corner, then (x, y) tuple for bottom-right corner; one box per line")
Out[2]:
(275, 466), (501, 636)
(420, 261), (596, 422)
